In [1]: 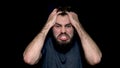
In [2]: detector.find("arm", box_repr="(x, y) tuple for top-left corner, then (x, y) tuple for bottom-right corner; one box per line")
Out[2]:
(68, 12), (102, 65)
(23, 9), (58, 65)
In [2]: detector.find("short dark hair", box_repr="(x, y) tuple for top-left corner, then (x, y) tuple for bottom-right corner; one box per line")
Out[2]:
(57, 6), (71, 12)
(57, 6), (72, 16)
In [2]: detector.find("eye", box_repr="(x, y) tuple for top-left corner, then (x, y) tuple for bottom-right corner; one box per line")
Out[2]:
(56, 25), (60, 27)
(66, 24), (72, 28)
(54, 24), (61, 28)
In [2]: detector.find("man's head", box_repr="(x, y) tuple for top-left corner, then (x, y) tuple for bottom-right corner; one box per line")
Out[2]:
(52, 6), (74, 45)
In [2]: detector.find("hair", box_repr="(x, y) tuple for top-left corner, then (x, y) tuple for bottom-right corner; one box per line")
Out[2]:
(56, 5), (79, 17)
(57, 6), (71, 12)
(47, 0), (80, 16)
(56, 6), (74, 16)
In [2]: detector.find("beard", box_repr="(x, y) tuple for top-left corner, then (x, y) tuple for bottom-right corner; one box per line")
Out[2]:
(52, 33), (74, 53)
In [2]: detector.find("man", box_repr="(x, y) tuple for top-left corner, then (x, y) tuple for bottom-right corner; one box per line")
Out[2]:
(23, 6), (102, 68)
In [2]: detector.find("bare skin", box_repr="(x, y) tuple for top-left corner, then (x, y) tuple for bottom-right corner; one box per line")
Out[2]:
(23, 8), (102, 65)
(23, 9), (59, 65)
(67, 12), (102, 65)
(52, 15), (74, 45)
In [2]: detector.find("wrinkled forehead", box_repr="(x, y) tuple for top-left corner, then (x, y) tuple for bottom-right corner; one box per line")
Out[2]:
(56, 15), (70, 25)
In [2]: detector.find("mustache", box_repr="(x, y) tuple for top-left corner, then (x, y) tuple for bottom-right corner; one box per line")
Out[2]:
(58, 33), (70, 37)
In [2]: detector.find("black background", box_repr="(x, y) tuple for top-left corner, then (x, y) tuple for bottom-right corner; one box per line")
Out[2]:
(1, 0), (119, 68)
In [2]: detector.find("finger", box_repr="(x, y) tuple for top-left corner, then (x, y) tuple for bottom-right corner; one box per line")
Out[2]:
(57, 11), (62, 15)
(51, 8), (58, 15)
(66, 12), (73, 19)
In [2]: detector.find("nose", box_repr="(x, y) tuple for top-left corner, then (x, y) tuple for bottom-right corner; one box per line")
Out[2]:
(61, 26), (66, 33)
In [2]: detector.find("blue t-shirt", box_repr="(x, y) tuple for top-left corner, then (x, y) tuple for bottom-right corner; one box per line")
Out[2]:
(40, 37), (83, 68)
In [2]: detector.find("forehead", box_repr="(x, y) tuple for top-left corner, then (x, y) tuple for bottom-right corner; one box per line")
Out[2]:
(56, 15), (70, 24)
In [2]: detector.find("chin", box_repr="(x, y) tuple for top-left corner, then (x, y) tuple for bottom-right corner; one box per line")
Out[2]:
(57, 40), (70, 45)
(54, 40), (73, 53)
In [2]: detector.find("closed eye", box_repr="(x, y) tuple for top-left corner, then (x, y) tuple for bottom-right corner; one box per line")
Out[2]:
(65, 24), (72, 28)
(54, 23), (61, 27)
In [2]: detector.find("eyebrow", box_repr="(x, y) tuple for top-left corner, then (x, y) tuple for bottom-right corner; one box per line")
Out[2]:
(65, 23), (72, 26)
(55, 22), (72, 27)
(55, 23), (62, 26)
(55, 22), (71, 26)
